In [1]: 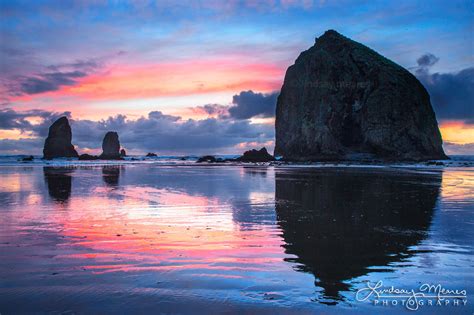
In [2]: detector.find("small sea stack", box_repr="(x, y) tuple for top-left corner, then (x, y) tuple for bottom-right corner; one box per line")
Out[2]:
(78, 154), (98, 161)
(236, 147), (275, 162)
(100, 132), (122, 160)
(196, 155), (218, 163)
(43, 117), (79, 159)
(20, 155), (34, 162)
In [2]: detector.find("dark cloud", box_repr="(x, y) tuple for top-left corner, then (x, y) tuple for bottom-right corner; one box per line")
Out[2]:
(46, 59), (99, 72)
(192, 104), (230, 118)
(414, 54), (474, 123)
(2, 58), (101, 96)
(148, 111), (180, 122)
(189, 91), (279, 120)
(0, 108), (71, 136)
(19, 71), (87, 94)
(228, 90), (278, 119)
(70, 111), (273, 153)
(0, 108), (274, 155)
(416, 53), (439, 68)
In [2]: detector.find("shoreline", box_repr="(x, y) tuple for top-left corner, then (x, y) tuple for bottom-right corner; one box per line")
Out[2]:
(1, 157), (473, 169)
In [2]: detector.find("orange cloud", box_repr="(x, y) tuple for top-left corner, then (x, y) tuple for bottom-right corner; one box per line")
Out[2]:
(0, 129), (36, 140)
(440, 121), (474, 145)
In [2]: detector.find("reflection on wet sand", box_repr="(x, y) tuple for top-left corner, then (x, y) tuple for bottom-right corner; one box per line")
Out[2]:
(275, 168), (441, 302)
(102, 166), (121, 186)
(2, 165), (472, 313)
(43, 167), (73, 203)
(242, 166), (268, 177)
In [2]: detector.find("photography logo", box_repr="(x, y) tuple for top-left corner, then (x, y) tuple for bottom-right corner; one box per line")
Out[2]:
(356, 280), (467, 311)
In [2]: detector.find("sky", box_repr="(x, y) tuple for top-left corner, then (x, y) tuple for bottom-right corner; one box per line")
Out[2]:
(0, 0), (473, 155)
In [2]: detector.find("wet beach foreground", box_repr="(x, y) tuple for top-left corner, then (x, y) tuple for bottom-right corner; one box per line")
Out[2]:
(0, 165), (473, 314)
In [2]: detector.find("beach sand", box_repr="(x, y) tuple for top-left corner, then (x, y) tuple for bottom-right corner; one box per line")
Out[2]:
(0, 164), (473, 314)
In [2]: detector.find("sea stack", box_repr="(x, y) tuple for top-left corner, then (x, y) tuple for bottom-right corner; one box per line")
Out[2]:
(100, 132), (121, 159)
(43, 116), (78, 159)
(274, 30), (447, 161)
(236, 147), (275, 162)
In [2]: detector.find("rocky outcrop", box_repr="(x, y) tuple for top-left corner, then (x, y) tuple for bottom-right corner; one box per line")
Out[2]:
(196, 155), (218, 163)
(236, 147), (275, 162)
(20, 155), (34, 162)
(274, 30), (447, 161)
(100, 132), (121, 159)
(120, 149), (126, 157)
(43, 117), (79, 159)
(146, 152), (157, 157)
(78, 154), (98, 160)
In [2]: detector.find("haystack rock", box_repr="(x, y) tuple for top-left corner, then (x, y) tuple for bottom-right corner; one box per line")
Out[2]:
(43, 117), (78, 159)
(100, 131), (121, 159)
(274, 30), (447, 161)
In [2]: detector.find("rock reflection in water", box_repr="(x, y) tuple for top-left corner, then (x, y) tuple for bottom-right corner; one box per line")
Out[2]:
(43, 167), (73, 202)
(102, 166), (121, 186)
(275, 168), (441, 302)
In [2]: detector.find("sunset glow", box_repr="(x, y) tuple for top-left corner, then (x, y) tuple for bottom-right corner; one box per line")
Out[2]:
(440, 121), (474, 145)
(1, 2), (473, 314)
(1, 1), (472, 155)
(12, 59), (284, 103)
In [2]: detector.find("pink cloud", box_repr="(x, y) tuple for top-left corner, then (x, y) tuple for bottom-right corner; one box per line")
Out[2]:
(12, 58), (284, 102)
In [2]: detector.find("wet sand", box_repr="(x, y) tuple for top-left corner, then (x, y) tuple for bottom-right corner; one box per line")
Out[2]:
(0, 165), (473, 314)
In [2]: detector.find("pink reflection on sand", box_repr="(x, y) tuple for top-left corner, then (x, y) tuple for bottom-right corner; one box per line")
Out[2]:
(52, 185), (283, 274)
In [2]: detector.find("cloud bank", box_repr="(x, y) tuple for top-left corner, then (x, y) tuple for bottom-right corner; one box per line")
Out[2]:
(0, 91), (276, 155)
(228, 90), (279, 119)
(415, 53), (474, 124)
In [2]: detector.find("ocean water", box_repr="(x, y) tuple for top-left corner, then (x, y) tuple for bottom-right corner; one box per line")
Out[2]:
(0, 162), (473, 314)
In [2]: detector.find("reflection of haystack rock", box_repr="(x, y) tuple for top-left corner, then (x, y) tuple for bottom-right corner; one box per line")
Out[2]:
(43, 167), (73, 202)
(102, 166), (121, 186)
(275, 168), (441, 301)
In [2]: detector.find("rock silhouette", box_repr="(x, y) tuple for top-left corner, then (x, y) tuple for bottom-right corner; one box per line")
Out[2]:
(275, 30), (447, 161)
(146, 152), (157, 157)
(120, 149), (127, 157)
(43, 117), (78, 159)
(236, 147), (275, 162)
(20, 155), (34, 162)
(275, 168), (440, 301)
(196, 155), (218, 163)
(78, 154), (98, 160)
(102, 166), (121, 186)
(100, 132), (121, 160)
(43, 167), (73, 202)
